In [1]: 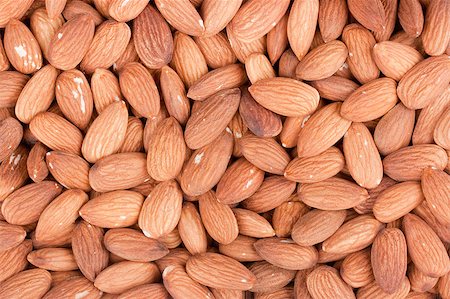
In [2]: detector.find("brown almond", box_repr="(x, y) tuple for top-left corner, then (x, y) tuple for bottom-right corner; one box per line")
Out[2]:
(200, 0), (242, 36)
(108, 0), (147, 22)
(267, 14), (288, 64)
(307, 266), (355, 299)
(421, 168), (450, 225)
(218, 235), (263, 262)
(155, 0), (204, 36)
(347, 0), (386, 31)
(0, 269), (52, 299)
(398, 0), (424, 37)
(62, 1), (104, 26)
(249, 261), (296, 293)
(0, 71), (29, 108)
(42, 277), (102, 299)
(0, 0), (34, 28)
(0, 221), (26, 252)
(318, 0), (348, 42)
(340, 249), (374, 288)
(162, 265), (214, 299)
(421, 0), (450, 56)
(357, 277), (410, 299)
(30, 8), (65, 58)
(27, 248), (78, 271)
(194, 32), (237, 69)
(226, 25), (267, 64)
(245, 53), (276, 84)
(272, 201), (309, 238)
(159, 66), (190, 125)
(310, 76), (359, 102)
(0, 240), (33, 283)
(233, 208), (275, 238)
(178, 202), (208, 255)
(0, 146), (28, 201)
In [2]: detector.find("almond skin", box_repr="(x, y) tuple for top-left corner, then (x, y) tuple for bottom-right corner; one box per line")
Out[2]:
(218, 235), (263, 262)
(245, 53), (276, 84)
(0, 221), (26, 252)
(340, 249), (374, 288)
(178, 202), (208, 255)
(318, 0), (348, 42)
(421, 0), (450, 56)
(185, 88), (241, 149)
(285, 146), (345, 183)
(287, 0), (319, 61)
(248, 261), (296, 293)
(194, 32), (237, 69)
(296, 40), (348, 81)
(297, 102), (351, 158)
(4, 19), (43, 74)
(119, 62), (160, 118)
(104, 228), (169, 262)
(0, 0), (34, 28)
(228, 0), (290, 43)
(397, 55), (450, 109)
(0, 269), (52, 299)
(108, 0), (148, 22)
(341, 78), (398, 122)
(403, 214), (450, 278)
(322, 215), (385, 255)
(42, 276), (102, 299)
(82, 101), (128, 163)
(0, 145), (29, 201)
(421, 168), (450, 225)
(0, 240), (33, 283)
(154, 0), (205, 36)
(29, 9), (64, 58)
(292, 209), (347, 246)
(119, 283), (170, 299)
(27, 248), (78, 271)
(434, 105), (450, 150)
(398, 0), (424, 37)
(0, 71), (29, 108)
(343, 122), (383, 189)
(371, 228), (408, 294)
(138, 180), (183, 239)
(15, 64), (59, 124)
(272, 201), (309, 238)
(307, 266), (355, 299)
(47, 14), (95, 70)
(159, 66), (190, 125)
(373, 181), (424, 223)
(299, 177), (369, 210)
(249, 77), (320, 117)
(162, 265), (214, 299)
(0, 117), (23, 163)
(233, 208), (276, 238)
(80, 20), (131, 74)
(186, 252), (256, 290)
(383, 144), (448, 181)
(199, 190), (239, 245)
(201, 0), (242, 37)
(71, 220), (109, 281)
(147, 117), (186, 181)
(45, 151), (90, 191)
(267, 14), (288, 64)
(62, 1), (104, 26)
(90, 68), (123, 114)
(133, 4), (173, 69)
(226, 25), (267, 64)
(310, 76), (359, 102)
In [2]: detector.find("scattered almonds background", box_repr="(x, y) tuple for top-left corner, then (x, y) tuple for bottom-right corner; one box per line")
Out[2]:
(0, 0), (449, 298)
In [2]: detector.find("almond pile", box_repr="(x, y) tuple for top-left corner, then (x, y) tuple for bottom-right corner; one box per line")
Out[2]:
(0, 0), (449, 298)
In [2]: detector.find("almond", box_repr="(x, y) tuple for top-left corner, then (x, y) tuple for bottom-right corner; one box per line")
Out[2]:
(82, 101), (128, 163)
(372, 0), (397, 42)
(138, 180), (183, 239)
(27, 247), (78, 271)
(249, 261), (296, 293)
(296, 40), (348, 81)
(218, 235), (262, 262)
(340, 249), (374, 288)
(0, 145), (28, 201)
(272, 201), (308, 238)
(228, 0), (290, 43)
(156, 0), (204, 36)
(341, 78), (398, 122)
(162, 265), (214, 299)
(188, 64), (247, 101)
(226, 25), (267, 64)
(4, 19), (43, 74)
(322, 215), (384, 255)
(108, 0), (147, 22)
(194, 32), (237, 69)
(45, 0), (66, 19)
(55, 69), (93, 130)
(294, 268), (314, 299)
(42, 277), (102, 299)
(292, 209), (347, 246)
(90, 68), (122, 114)
(180, 130), (233, 196)
(347, 0), (386, 31)
(178, 202), (208, 255)
(0, 269), (52, 299)
(159, 66), (190, 125)
(373, 181), (424, 223)
(113, 37), (140, 72)
(0, 71), (29, 108)
(341, 24), (379, 84)
(287, 0), (319, 60)
(267, 14), (288, 64)
(45, 151), (90, 191)
(398, 0), (424, 37)
(80, 20), (131, 73)
(421, 168), (450, 225)
(186, 252), (256, 290)
(403, 214), (450, 277)
(278, 49), (300, 78)
(318, 0), (348, 42)
(408, 263), (438, 293)
(421, 0), (450, 56)
(309, 76), (359, 102)
(47, 14), (95, 70)
(27, 142), (49, 183)
(1, 181), (62, 225)
(104, 228), (168, 262)
(133, 5), (173, 69)
(198, 190), (239, 244)
(15, 64), (59, 124)
(414, 200), (450, 244)
(0, 240), (32, 283)
(0, 36), (9, 71)
(0, 117), (22, 164)
(147, 117), (186, 181)
(249, 77), (319, 117)
(200, 0), (242, 36)
(307, 266), (355, 299)
(31, 112), (83, 155)
(118, 117), (144, 153)
(397, 55), (450, 109)
(245, 53), (276, 84)
(297, 102), (351, 158)
(30, 8), (65, 58)
(119, 283), (170, 299)
(0, 0), (33, 28)
(0, 221), (26, 252)
(371, 228), (408, 293)
(63, 1), (104, 26)
(95, 261), (160, 294)
(79, 190), (143, 229)
(434, 105), (450, 150)
(383, 144), (448, 181)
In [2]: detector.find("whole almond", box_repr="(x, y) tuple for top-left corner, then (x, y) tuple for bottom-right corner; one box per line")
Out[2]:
(218, 235), (263, 262)
(62, 1), (104, 26)
(341, 78), (398, 122)
(408, 264), (438, 293)
(421, 0), (450, 56)
(47, 14), (95, 70)
(119, 62), (160, 118)
(45, 151), (90, 191)
(46, 0), (66, 18)
(186, 252), (256, 290)
(414, 200), (450, 244)
(0, 221), (26, 252)
(159, 66), (190, 125)
(178, 202), (208, 255)
(15, 65), (59, 124)
(162, 265), (214, 299)
(80, 20), (131, 73)
(108, 0), (147, 22)
(318, 0), (348, 42)
(155, 0), (204, 36)
(199, 190), (239, 244)
(95, 261), (160, 294)
(272, 201), (308, 238)
(55, 69), (93, 130)
(0, 71), (29, 108)
(267, 14), (288, 64)
(397, 55), (450, 109)
(244, 53), (276, 84)
(357, 278), (411, 299)
(200, 0), (242, 36)
(27, 142), (48, 183)
(371, 228), (408, 293)
(0, 146), (28, 201)
(373, 181), (424, 223)
(0, 117), (22, 164)
(0, 269), (52, 299)
(119, 117), (144, 153)
(27, 248), (78, 271)
(383, 144), (448, 181)
(104, 228), (169, 262)
(226, 25), (267, 64)
(340, 249), (374, 288)
(133, 5), (173, 69)
(287, 0), (319, 60)
(342, 24), (379, 84)
(233, 208), (275, 238)
(292, 209), (347, 246)
(372, 0), (397, 42)
(195, 33), (237, 70)
(0, 0), (33, 28)
(249, 261), (296, 293)
(42, 277), (102, 299)
(90, 68), (122, 114)
(403, 214), (450, 278)
(296, 40), (348, 81)
(347, 0), (386, 31)
(138, 180), (183, 239)
(249, 77), (319, 117)
(307, 266), (355, 299)
(0, 240), (32, 283)
(30, 8), (65, 58)
(297, 102), (351, 158)
(147, 117), (186, 181)
(119, 283), (170, 299)
(310, 76), (359, 102)
(374, 102), (415, 156)
(180, 130), (233, 196)
(113, 37), (140, 72)
(398, 0), (424, 37)
(1, 181), (62, 225)
(421, 168), (450, 225)
(322, 215), (384, 255)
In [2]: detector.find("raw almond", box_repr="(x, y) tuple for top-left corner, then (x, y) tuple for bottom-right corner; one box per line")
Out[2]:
(0, 240), (32, 283)
(434, 105), (450, 150)
(42, 277), (102, 299)
(27, 248), (78, 271)
(0, 118), (23, 163)
(267, 14), (288, 64)
(119, 283), (170, 299)
(90, 68), (122, 114)
(162, 265), (214, 299)
(340, 249), (374, 288)
(27, 143), (48, 183)
(159, 66), (190, 125)
(272, 201), (308, 238)
(421, 168), (450, 225)
(421, 0), (450, 56)
(30, 8), (65, 58)
(178, 202), (208, 255)
(249, 261), (296, 293)
(398, 0), (424, 37)
(0, 221), (26, 252)
(356, 277), (411, 299)
(194, 32), (237, 69)
(155, 0), (204, 36)
(0, 0), (34, 28)
(347, 0), (386, 31)
(200, 0), (242, 36)
(218, 235), (263, 262)
(0, 146), (28, 201)
(62, 1), (104, 26)
(318, 0), (348, 42)
(108, 0), (147, 22)
(46, 151), (90, 191)
(226, 25), (267, 64)
(0, 269), (52, 299)
(310, 76), (359, 102)
(307, 266), (355, 299)
(0, 71), (29, 108)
